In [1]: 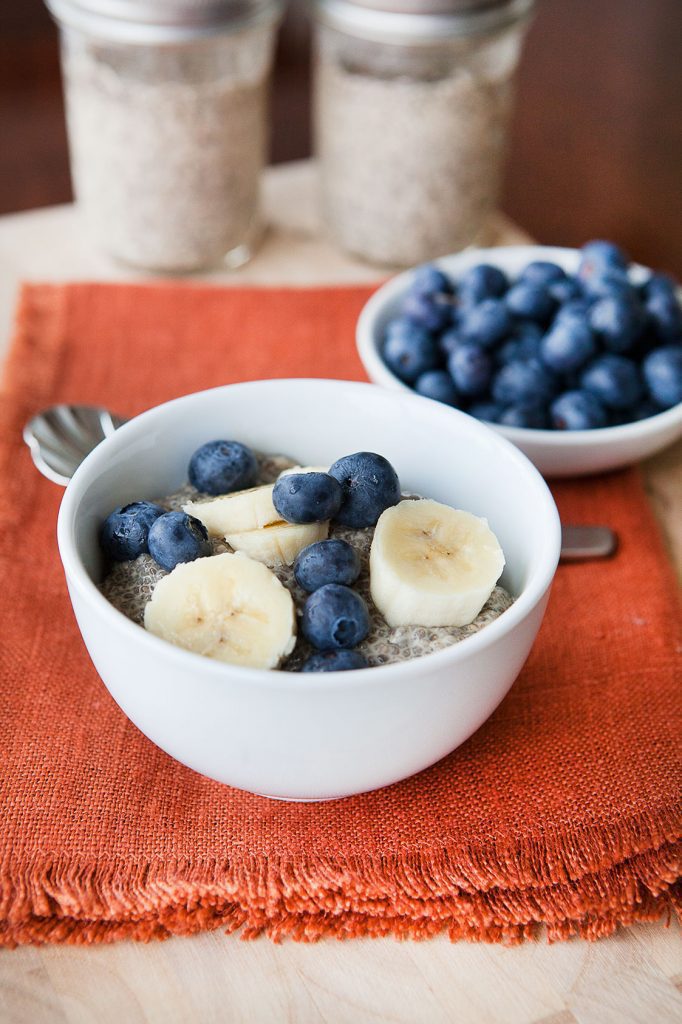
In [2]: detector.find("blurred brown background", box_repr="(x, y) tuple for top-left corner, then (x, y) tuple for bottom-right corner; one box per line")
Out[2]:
(1, 0), (681, 275)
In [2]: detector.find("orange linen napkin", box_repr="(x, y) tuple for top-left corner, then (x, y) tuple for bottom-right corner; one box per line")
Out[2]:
(0, 282), (680, 948)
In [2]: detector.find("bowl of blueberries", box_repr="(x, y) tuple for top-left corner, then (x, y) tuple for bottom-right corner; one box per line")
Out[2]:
(356, 243), (682, 477)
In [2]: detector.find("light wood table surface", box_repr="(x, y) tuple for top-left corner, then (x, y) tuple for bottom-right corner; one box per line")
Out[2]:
(1, 161), (680, 1024)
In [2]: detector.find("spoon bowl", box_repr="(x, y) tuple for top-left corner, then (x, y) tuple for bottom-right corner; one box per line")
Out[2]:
(23, 404), (127, 486)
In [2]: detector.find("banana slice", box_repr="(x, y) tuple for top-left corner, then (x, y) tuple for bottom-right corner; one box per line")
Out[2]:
(144, 551), (296, 668)
(370, 499), (505, 628)
(278, 465), (329, 478)
(185, 482), (329, 566)
(183, 484), (278, 536)
(225, 520), (329, 567)
(183, 471), (330, 537)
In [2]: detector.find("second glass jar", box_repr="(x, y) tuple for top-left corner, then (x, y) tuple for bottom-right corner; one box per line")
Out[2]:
(313, 0), (533, 267)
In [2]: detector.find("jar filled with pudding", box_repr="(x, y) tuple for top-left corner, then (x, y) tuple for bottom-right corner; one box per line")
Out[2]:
(313, 0), (534, 267)
(46, 0), (283, 271)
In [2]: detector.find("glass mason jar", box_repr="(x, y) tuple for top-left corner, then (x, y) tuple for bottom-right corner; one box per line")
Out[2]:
(46, 0), (283, 271)
(313, 0), (534, 267)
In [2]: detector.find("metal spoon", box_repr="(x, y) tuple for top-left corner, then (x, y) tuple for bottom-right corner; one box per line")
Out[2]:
(23, 404), (127, 486)
(22, 403), (618, 561)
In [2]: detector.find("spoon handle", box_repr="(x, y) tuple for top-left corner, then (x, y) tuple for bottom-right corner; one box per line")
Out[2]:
(560, 525), (618, 561)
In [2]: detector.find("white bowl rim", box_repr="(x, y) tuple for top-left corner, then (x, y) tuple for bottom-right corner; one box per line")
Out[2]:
(356, 244), (682, 447)
(57, 378), (561, 688)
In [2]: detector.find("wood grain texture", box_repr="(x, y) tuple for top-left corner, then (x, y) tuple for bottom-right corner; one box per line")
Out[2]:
(1, 922), (681, 1024)
(0, 164), (679, 1024)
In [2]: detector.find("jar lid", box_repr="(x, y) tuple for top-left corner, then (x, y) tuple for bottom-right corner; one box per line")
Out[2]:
(45, 0), (282, 43)
(315, 0), (534, 42)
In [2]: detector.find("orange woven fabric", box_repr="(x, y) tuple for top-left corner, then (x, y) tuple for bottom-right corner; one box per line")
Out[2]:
(0, 282), (680, 948)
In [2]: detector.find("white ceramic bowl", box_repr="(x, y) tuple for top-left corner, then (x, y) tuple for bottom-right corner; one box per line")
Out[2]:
(356, 245), (682, 477)
(57, 379), (561, 801)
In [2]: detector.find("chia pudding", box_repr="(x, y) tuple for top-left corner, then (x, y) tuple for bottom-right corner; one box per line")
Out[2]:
(315, 55), (512, 267)
(313, 12), (528, 268)
(60, 25), (276, 271)
(100, 450), (513, 672)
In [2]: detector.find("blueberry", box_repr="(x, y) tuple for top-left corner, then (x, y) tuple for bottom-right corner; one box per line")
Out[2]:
(588, 294), (646, 353)
(580, 354), (643, 410)
(643, 272), (677, 302)
(301, 650), (369, 672)
(459, 298), (512, 348)
(497, 324), (542, 365)
(555, 298), (592, 323)
(438, 327), (465, 358)
(642, 346), (682, 408)
(579, 265), (634, 301)
(272, 472), (343, 524)
(520, 260), (567, 287)
(492, 358), (556, 406)
(548, 277), (582, 305)
(402, 292), (451, 331)
(498, 403), (549, 428)
(467, 401), (502, 423)
(382, 322), (439, 383)
(294, 539), (361, 592)
(496, 339), (524, 365)
(384, 316), (420, 341)
(414, 369), (459, 406)
(550, 390), (608, 430)
(328, 452), (401, 528)
(410, 264), (453, 296)
(301, 584), (370, 651)
(147, 511), (211, 571)
(100, 501), (165, 562)
(505, 283), (555, 323)
(540, 319), (597, 373)
(458, 263), (508, 304)
(447, 344), (493, 397)
(645, 292), (682, 341)
(188, 440), (258, 496)
(580, 239), (629, 271)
